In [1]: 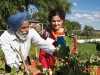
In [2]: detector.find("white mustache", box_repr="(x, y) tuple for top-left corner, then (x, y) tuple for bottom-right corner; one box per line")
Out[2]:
(15, 30), (28, 41)
(22, 32), (28, 35)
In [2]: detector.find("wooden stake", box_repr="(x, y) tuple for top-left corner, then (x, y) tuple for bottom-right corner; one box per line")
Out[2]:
(18, 46), (30, 75)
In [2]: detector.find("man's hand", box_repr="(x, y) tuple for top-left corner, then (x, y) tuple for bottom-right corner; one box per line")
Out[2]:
(27, 65), (41, 75)
(53, 50), (59, 58)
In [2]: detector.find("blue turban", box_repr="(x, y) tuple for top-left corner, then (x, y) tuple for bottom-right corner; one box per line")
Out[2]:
(7, 11), (28, 31)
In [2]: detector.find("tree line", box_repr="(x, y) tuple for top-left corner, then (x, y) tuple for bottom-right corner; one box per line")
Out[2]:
(0, 0), (94, 32)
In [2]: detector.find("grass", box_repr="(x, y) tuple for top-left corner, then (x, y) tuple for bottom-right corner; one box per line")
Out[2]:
(29, 41), (100, 62)
(76, 42), (100, 60)
(0, 49), (5, 60)
(0, 41), (100, 74)
(77, 42), (97, 54)
(0, 42), (100, 61)
(29, 44), (40, 59)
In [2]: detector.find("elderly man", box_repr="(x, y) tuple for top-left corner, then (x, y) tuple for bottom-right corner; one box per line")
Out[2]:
(0, 11), (58, 74)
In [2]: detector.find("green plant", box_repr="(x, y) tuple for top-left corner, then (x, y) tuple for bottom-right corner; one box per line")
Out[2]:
(53, 36), (100, 75)
(0, 60), (5, 74)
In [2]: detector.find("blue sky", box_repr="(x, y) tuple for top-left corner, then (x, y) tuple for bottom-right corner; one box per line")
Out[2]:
(67, 0), (100, 30)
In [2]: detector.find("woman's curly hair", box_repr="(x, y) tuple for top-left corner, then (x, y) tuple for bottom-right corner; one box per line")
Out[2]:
(48, 6), (66, 22)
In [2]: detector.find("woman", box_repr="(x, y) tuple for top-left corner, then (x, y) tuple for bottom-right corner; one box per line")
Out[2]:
(39, 7), (66, 71)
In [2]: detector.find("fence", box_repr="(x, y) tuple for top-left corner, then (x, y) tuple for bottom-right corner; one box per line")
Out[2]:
(77, 38), (100, 43)
(0, 30), (100, 43)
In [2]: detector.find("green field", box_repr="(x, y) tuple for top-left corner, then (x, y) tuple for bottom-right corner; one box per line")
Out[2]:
(76, 42), (100, 60)
(29, 42), (100, 61)
(0, 42), (100, 60)
(0, 42), (100, 74)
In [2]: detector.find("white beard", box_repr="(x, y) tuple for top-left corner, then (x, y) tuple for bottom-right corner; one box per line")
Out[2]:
(15, 30), (28, 41)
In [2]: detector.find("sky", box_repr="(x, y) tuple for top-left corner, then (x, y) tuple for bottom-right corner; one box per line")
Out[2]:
(67, 0), (100, 30)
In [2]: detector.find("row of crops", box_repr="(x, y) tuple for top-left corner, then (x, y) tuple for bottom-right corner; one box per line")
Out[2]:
(0, 36), (100, 75)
